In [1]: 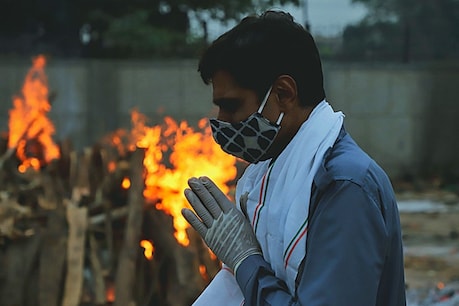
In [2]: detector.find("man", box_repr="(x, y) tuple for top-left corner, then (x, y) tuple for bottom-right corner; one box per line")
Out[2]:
(181, 10), (406, 306)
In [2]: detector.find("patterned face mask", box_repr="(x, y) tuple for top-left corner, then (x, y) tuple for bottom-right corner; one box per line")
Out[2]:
(210, 87), (284, 163)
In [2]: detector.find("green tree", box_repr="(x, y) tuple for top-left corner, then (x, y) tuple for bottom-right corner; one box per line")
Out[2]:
(0, 0), (299, 58)
(340, 0), (459, 61)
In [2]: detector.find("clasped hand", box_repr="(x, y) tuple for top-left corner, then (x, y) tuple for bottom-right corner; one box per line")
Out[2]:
(181, 176), (261, 272)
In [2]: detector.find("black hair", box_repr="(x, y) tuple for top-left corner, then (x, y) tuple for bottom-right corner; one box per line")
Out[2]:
(198, 10), (326, 107)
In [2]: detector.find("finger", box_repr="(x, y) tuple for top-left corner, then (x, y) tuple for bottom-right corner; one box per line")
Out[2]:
(199, 176), (234, 213)
(184, 189), (214, 228)
(188, 178), (223, 219)
(181, 208), (208, 237)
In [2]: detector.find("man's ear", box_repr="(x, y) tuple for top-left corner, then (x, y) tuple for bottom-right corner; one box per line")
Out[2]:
(273, 75), (298, 111)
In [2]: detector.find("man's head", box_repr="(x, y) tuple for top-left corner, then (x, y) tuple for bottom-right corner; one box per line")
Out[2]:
(199, 10), (326, 162)
(198, 10), (325, 108)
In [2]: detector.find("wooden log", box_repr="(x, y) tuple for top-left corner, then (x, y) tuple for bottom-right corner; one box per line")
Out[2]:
(89, 234), (106, 305)
(69, 145), (109, 204)
(0, 117), (38, 172)
(0, 231), (41, 306)
(55, 138), (73, 193)
(38, 208), (67, 306)
(62, 203), (88, 306)
(143, 207), (210, 306)
(0, 132), (7, 156)
(87, 144), (109, 197)
(113, 148), (145, 306)
(142, 208), (175, 305)
(170, 244), (207, 306)
(89, 206), (128, 226)
(69, 148), (92, 202)
(137, 254), (162, 305)
(0, 148), (16, 171)
(38, 168), (65, 210)
(24, 252), (40, 306)
(102, 197), (115, 273)
(0, 198), (32, 239)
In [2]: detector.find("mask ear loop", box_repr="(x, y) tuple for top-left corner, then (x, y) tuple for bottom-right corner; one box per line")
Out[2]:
(257, 86), (273, 113)
(276, 112), (284, 125)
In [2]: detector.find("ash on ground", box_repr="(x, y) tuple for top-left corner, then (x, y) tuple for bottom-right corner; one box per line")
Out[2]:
(407, 282), (459, 306)
(397, 188), (459, 306)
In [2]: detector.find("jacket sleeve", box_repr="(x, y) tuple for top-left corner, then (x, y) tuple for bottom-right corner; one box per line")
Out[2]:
(235, 180), (388, 306)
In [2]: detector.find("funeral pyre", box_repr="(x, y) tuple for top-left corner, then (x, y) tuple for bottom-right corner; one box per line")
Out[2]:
(0, 55), (238, 306)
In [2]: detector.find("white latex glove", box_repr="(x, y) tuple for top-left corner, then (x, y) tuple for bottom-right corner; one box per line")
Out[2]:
(182, 176), (262, 272)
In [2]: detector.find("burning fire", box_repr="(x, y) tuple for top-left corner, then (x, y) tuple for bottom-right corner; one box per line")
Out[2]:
(7, 55), (237, 249)
(121, 177), (131, 189)
(114, 109), (237, 246)
(140, 240), (154, 260)
(106, 285), (115, 302)
(8, 55), (60, 172)
(199, 265), (208, 282)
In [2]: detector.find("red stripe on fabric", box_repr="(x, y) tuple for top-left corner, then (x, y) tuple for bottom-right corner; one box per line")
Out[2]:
(284, 226), (308, 268)
(251, 173), (267, 227)
(222, 266), (233, 275)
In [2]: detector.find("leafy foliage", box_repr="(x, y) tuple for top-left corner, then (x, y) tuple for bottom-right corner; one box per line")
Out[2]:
(341, 0), (459, 61)
(0, 0), (299, 58)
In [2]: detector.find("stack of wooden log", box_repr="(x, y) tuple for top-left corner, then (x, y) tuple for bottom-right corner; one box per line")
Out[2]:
(0, 136), (220, 306)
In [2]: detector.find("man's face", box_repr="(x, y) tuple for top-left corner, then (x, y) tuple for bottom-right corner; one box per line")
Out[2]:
(210, 71), (315, 161)
(211, 70), (280, 125)
(210, 70), (293, 161)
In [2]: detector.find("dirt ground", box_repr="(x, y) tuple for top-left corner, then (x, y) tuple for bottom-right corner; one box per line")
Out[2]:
(397, 187), (459, 290)
(402, 211), (459, 288)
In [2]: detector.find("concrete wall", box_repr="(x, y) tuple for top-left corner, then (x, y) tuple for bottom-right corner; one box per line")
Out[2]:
(1, 58), (458, 178)
(323, 63), (459, 177)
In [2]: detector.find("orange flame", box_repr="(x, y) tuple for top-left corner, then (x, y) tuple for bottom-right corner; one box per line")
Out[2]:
(140, 240), (154, 260)
(199, 264), (208, 282)
(111, 109), (237, 246)
(108, 161), (117, 173)
(208, 249), (217, 261)
(121, 177), (131, 189)
(106, 285), (115, 302)
(8, 55), (60, 171)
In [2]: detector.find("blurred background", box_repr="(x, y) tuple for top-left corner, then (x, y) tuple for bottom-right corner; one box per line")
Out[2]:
(1, 0), (459, 175)
(1, 0), (458, 60)
(0, 0), (458, 305)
